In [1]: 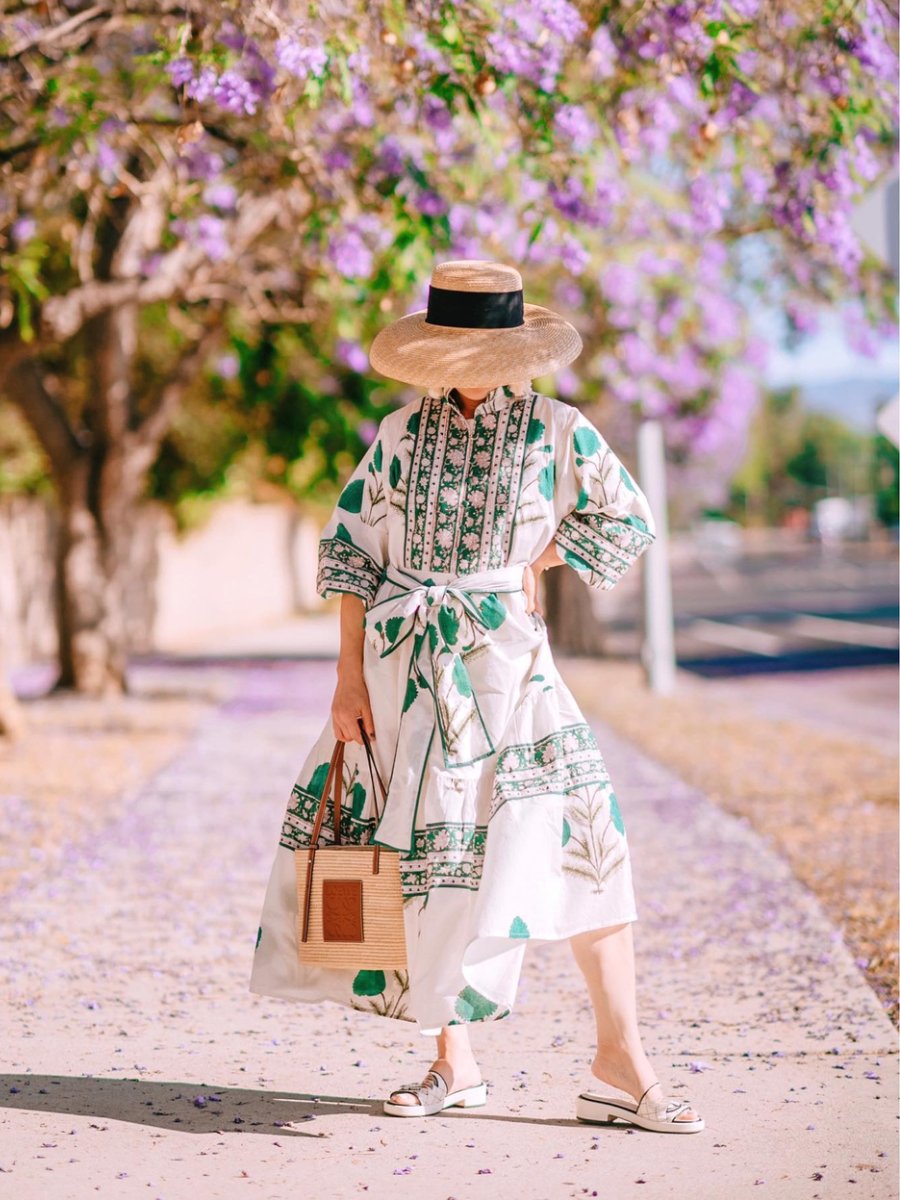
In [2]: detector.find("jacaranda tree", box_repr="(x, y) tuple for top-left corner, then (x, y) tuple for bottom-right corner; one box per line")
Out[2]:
(0, 0), (897, 694)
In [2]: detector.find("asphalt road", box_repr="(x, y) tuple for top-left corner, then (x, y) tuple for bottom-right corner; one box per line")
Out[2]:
(610, 542), (899, 677)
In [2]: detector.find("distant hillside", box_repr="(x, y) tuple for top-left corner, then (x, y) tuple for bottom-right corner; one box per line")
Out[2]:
(794, 375), (898, 432)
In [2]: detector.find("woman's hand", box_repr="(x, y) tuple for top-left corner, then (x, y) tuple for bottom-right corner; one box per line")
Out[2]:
(524, 541), (565, 616)
(523, 563), (543, 616)
(331, 665), (375, 744)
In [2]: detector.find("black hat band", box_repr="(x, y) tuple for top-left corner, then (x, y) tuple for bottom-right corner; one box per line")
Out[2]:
(425, 285), (524, 329)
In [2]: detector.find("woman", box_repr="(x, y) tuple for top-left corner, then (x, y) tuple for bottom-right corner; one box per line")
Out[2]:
(249, 259), (704, 1134)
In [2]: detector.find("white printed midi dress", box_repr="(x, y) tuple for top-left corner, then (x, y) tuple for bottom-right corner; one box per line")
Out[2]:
(249, 384), (656, 1035)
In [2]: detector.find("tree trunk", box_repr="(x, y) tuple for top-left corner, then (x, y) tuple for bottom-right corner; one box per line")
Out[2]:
(0, 643), (25, 739)
(53, 456), (132, 694)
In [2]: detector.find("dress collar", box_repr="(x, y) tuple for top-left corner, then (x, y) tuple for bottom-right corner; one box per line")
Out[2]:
(441, 385), (531, 419)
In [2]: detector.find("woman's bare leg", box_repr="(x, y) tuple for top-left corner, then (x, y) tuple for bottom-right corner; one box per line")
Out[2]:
(570, 922), (700, 1121)
(388, 1025), (482, 1105)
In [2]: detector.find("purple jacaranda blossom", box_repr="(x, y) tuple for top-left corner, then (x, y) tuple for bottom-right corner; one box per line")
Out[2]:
(744, 334), (770, 371)
(554, 104), (598, 153)
(850, 131), (882, 184)
(550, 177), (616, 229)
(813, 207), (862, 277)
(212, 68), (262, 115)
(448, 202), (475, 237)
(187, 66), (218, 104)
(172, 214), (229, 262)
(697, 291), (742, 343)
(448, 234), (483, 259)
(276, 36), (328, 80)
(558, 232), (590, 275)
(587, 25), (617, 79)
(555, 366), (579, 398)
(213, 351), (240, 379)
(742, 166), (769, 204)
(347, 46), (370, 75)
(96, 140), (121, 177)
(666, 74), (703, 114)
(487, 0), (586, 91)
(600, 262), (642, 307)
(554, 279), (583, 310)
(336, 338), (369, 374)
(657, 345), (711, 398)
(404, 27), (451, 72)
(140, 251), (162, 276)
(639, 95), (680, 155)
(785, 298), (820, 335)
(619, 332), (656, 375)
(192, 214), (230, 261)
(166, 58), (194, 88)
(416, 190), (449, 218)
(844, 303), (882, 357)
(849, 0), (899, 82)
(636, 249), (678, 277)
(48, 105), (71, 128)
(178, 144), (225, 181)
(324, 146), (353, 170)
(357, 419), (378, 445)
(658, 296), (686, 338)
(423, 94), (453, 132)
(328, 215), (391, 280)
(374, 136), (406, 178)
(12, 216), (37, 244)
(349, 78), (376, 128)
(687, 174), (730, 235)
(218, 20), (247, 52)
(203, 182), (237, 211)
(329, 230), (373, 278)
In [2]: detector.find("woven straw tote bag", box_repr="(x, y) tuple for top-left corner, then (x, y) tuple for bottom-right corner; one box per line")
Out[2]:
(295, 723), (408, 970)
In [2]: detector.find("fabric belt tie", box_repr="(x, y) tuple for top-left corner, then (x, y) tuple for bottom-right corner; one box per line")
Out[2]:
(362, 563), (543, 852)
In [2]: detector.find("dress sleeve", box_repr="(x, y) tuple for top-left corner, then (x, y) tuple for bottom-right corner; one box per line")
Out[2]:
(317, 435), (388, 607)
(552, 410), (656, 591)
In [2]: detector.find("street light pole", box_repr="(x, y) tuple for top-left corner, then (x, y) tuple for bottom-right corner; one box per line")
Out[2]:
(637, 418), (676, 693)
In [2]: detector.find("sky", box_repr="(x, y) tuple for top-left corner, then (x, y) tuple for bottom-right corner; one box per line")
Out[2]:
(759, 306), (899, 389)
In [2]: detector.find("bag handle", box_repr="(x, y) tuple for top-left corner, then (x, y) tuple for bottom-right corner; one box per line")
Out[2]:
(358, 720), (388, 818)
(308, 738), (345, 848)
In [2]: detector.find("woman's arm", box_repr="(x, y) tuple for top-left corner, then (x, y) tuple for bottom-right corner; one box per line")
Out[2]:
(331, 593), (375, 744)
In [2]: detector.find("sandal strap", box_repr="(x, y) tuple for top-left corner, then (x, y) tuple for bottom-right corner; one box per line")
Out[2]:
(390, 1070), (449, 1105)
(637, 1090), (696, 1121)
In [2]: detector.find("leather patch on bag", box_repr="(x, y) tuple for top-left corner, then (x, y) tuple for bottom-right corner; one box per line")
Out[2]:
(322, 878), (364, 942)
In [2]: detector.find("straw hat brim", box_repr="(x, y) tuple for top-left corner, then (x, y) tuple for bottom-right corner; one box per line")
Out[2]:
(368, 303), (583, 389)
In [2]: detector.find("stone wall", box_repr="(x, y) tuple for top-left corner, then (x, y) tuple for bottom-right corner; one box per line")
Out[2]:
(0, 496), (324, 668)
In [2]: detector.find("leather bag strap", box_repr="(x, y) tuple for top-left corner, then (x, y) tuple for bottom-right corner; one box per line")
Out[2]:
(308, 738), (345, 847)
(358, 721), (389, 875)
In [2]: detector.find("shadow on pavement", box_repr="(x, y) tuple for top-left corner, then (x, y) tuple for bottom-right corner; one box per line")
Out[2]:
(0, 1075), (584, 1134)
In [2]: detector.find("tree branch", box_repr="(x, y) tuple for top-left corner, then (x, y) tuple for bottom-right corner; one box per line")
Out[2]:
(41, 193), (285, 339)
(126, 316), (224, 471)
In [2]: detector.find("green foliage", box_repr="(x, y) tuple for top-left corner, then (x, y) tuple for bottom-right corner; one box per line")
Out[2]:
(727, 386), (883, 526)
(873, 434), (900, 526)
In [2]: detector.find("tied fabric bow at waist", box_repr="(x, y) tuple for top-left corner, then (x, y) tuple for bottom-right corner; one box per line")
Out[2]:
(362, 563), (545, 853)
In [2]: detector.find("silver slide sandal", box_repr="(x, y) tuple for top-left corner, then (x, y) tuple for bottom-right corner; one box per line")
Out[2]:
(383, 1068), (487, 1117)
(576, 1080), (705, 1134)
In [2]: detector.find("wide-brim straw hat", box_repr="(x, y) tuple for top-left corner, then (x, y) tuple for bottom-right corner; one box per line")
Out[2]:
(368, 259), (583, 390)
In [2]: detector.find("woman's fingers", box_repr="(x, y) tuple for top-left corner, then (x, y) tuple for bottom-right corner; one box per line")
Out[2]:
(359, 696), (376, 738)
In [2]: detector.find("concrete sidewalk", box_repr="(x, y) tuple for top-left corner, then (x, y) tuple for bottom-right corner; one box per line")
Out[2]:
(0, 656), (896, 1199)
